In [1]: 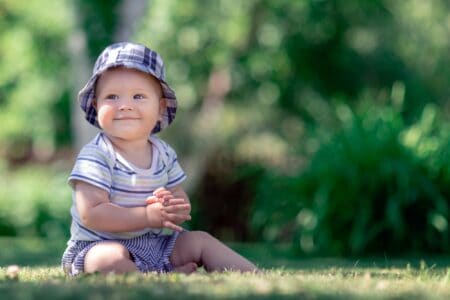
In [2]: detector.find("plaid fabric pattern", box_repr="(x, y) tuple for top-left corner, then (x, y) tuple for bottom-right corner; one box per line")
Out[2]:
(61, 231), (180, 276)
(78, 42), (177, 134)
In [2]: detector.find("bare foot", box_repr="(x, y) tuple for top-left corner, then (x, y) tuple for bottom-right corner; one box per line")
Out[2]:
(173, 262), (198, 274)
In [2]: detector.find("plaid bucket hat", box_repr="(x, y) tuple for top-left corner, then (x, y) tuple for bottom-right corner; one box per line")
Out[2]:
(78, 42), (177, 134)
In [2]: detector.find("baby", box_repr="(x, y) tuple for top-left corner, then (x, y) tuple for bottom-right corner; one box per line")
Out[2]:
(61, 42), (257, 275)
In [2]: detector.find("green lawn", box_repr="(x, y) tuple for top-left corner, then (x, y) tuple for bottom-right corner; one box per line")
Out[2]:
(0, 238), (449, 299)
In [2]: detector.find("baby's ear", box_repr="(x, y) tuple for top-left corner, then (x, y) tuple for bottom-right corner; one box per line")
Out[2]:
(92, 98), (98, 111)
(159, 98), (167, 113)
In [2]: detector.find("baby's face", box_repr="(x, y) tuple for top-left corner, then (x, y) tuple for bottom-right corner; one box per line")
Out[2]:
(94, 67), (165, 141)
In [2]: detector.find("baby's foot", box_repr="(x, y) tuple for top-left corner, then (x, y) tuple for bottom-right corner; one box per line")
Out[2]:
(173, 262), (198, 274)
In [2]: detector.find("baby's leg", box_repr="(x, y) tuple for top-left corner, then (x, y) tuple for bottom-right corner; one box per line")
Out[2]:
(170, 231), (257, 272)
(84, 241), (138, 274)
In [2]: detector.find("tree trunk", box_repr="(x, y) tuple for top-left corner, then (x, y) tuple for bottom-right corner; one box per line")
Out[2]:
(115, 0), (148, 41)
(68, 9), (98, 151)
(182, 0), (263, 193)
(69, 0), (148, 151)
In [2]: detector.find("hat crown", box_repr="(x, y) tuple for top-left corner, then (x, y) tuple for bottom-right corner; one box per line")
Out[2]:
(93, 42), (166, 81)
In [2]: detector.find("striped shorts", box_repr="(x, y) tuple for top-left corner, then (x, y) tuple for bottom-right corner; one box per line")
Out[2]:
(61, 231), (180, 276)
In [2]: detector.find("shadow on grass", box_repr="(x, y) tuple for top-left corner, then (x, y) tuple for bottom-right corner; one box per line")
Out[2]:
(1, 237), (449, 271)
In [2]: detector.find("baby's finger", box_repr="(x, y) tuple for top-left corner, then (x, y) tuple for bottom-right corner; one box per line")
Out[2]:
(162, 220), (184, 232)
(146, 196), (159, 205)
(163, 198), (188, 207)
(154, 189), (171, 198)
(161, 194), (175, 206)
(162, 211), (192, 224)
(157, 191), (172, 197)
(163, 203), (191, 214)
(153, 187), (167, 194)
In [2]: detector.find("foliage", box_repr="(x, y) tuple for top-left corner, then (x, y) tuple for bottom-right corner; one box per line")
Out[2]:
(0, 164), (71, 239)
(133, 0), (450, 249)
(136, 0), (450, 149)
(0, 0), (74, 162)
(1, 0), (450, 257)
(74, 0), (122, 64)
(252, 102), (450, 255)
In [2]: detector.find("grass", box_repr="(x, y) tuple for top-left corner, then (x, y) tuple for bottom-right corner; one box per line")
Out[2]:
(0, 238), (449, 299)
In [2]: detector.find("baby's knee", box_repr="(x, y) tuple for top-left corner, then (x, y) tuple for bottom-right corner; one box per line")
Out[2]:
(175, 231), (213, 254)
(84, 242), (133, 273)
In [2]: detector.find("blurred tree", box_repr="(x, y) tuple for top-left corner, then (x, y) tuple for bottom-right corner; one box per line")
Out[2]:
(0, 0), (74, 164)
(134, 0), (450, 243)
(70, 0), (148, 150)
(1, 0), (449, 254)
(134, 0), (450, 178)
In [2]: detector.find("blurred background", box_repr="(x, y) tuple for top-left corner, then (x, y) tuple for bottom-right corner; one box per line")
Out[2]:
(0, 0), (449, 257)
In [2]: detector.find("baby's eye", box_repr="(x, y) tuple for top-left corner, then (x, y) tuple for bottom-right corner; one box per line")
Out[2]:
(134, 94), (146, 100)
(105, 94), (119, 100)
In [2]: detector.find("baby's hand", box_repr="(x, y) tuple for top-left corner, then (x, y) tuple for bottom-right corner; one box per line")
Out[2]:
(146, 187), (174, 207)
(151, 187), (176, 206)
(146, 187), (191, 231)
(145, 195), (160, 205)
(144, 201), (183, 232)
(152, 187), (191, 223)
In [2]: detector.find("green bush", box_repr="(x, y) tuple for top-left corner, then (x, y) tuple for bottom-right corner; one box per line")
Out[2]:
(0, 164), (71, 239)
(252, 103), (449, 255)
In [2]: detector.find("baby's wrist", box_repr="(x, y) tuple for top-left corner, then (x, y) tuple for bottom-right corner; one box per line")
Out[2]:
(145, 204), (164, 228)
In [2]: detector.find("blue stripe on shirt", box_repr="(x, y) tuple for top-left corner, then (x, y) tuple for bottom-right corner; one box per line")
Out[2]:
(94, 134), (101, 145)
(111, 186), (154, 194)
(70, 174), (111, 190)
(77, 157), (110, 169)
(154, 165), (165, 175)
(113, 166), (136, 175)
(167, 173), (186, 186)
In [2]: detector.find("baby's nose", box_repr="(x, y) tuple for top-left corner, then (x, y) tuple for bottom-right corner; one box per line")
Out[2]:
(119, 103), (133, 111)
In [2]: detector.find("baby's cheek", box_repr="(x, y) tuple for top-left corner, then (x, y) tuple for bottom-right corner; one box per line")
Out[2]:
(96, 105), (115, 127)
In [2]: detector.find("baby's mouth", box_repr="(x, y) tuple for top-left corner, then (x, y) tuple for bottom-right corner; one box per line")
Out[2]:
(114, 117), (139, 120)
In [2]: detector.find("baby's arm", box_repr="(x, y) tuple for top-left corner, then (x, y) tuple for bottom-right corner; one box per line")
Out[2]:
(74, 180), (166, 232)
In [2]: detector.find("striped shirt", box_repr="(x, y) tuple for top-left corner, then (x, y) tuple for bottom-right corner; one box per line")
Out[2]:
(68, 133), (186, 241)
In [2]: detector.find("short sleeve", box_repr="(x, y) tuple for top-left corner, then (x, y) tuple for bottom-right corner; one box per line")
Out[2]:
(164, 143), (187, 188)
(68, 143), (113, 193)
